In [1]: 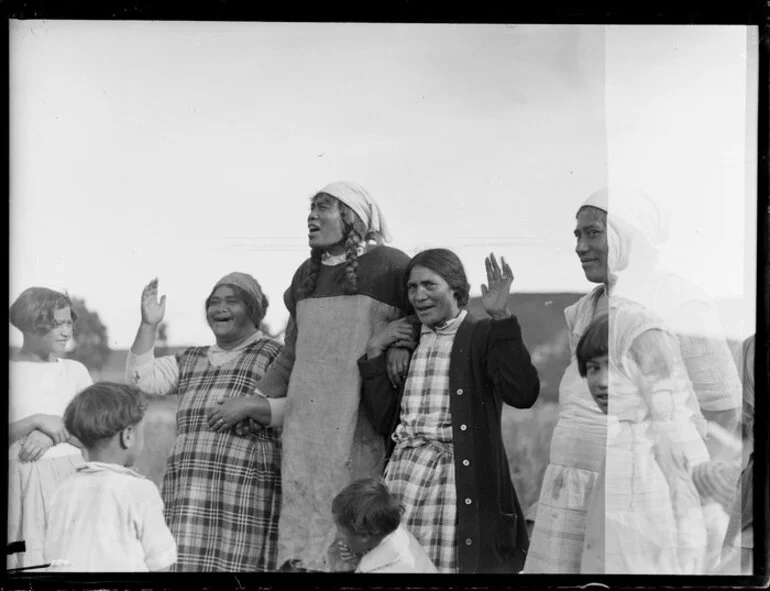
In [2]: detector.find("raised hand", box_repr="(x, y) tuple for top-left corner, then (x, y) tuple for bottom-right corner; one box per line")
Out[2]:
(18, 430), (55, 463)
(481, 252), (514, 320)
(141, 278), (166, 327)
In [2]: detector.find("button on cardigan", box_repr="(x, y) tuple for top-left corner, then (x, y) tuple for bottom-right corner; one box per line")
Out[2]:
(359, 313), (540, 573)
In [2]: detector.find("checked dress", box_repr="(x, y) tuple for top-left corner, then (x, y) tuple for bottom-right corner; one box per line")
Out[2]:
(384, 311), (466, 573)
(129, 332), (282, 572)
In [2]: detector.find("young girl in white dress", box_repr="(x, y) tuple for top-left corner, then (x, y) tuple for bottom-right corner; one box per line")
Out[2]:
(8, 287), (92, 569)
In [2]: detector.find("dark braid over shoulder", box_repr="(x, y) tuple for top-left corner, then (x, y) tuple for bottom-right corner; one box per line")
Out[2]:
(339, 202), (368, 295)
(342, 229), (362, 295)
(300, 247), (324, 298)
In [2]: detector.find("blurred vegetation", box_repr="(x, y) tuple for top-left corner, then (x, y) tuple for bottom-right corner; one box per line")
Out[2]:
(502, 402), (560, 513)
(65, 297), (112, 375)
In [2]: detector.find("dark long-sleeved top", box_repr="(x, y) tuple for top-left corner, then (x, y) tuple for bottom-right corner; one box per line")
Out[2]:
(358, 312), (540, 573)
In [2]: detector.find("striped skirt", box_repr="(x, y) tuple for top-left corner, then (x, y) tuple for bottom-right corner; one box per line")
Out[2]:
(385, 438), (457, 573)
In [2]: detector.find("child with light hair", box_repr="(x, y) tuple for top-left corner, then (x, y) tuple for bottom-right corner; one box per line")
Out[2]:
(329, 478), (436, 573)
(44, 382), (176, 572)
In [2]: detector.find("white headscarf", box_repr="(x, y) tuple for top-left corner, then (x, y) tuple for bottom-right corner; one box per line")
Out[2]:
(317, 181), (393, 243)
(580, 186), (669, 275)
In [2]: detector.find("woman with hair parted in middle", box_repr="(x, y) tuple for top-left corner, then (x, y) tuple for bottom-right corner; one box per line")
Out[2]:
(246, 182), (415, 572)
(359, 249), (540, 573)
(126, 273), (282, 572)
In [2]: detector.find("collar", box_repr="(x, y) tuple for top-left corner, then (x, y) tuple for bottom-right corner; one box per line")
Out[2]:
(357, 526), (410, 572)
(77, 461), (146, 479)
(321, 243), (366, 266)
(209, 329), (263, 355)
(421, 309), (467, 335)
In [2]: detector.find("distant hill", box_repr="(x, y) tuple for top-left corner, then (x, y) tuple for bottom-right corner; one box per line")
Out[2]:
(467, 292), (584, 403)
(13, 290), (746, 405)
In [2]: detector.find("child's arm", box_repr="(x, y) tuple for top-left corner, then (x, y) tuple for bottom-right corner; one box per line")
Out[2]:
(9, 414), (67, 445)
(136, 481), (177, 572)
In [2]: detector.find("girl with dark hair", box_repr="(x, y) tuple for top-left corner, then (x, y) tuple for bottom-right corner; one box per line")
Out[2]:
(126, 273), (282, 571)
(248, 181), (413, 572)
(8, 287), (93, 570)
(358, 249), (540, 573)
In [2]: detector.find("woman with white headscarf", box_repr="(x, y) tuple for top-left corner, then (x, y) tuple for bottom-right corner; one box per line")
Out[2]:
(524, 186), (740, 573)
(247, 182), (414, 572)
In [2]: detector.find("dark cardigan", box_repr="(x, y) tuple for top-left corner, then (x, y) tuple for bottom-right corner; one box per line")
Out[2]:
(357, 312), (540, 573)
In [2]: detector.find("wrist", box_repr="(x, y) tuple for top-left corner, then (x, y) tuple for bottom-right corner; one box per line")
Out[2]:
(366, 339), (384, 359)
(141, 321), (160, 330)
(489, 308), (512, 320)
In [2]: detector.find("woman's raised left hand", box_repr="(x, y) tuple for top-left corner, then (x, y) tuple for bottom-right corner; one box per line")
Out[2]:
(481, 252), (514, 320)
(207, 397), (254, 432)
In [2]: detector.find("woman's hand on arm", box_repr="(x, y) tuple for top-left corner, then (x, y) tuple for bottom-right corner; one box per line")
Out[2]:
(366, 318), (415, 359)
(207, 396), (272, 432)
(481, 252), (513, 320)
(18, 430), (55, 463)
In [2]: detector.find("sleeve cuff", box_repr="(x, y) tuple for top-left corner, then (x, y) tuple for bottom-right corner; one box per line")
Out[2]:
(266, 397), (286, 428)
(489, 315), (523, 340)
(357, 353), (388, 378)
(145, 546), (177, 571)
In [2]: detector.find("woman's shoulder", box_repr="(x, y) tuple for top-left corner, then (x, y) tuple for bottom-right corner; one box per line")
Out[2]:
(564, 286), (604, 322)
(361, 244), (410, 267)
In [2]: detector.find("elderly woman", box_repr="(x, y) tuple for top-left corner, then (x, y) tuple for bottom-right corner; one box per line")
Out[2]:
(8, 287), (93, 569)
(246, 181), (413, 572)
(524, 187), (741, 573)
(125, 273), (282, 572)
(359, 249), (540, 573)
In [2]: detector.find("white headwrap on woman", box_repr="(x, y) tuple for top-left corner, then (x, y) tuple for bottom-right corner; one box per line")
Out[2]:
(318, 181), (393, 244)
(580, 186), (669, 276)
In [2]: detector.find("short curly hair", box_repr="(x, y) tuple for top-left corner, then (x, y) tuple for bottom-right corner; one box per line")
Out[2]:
(64, 382), (149, 449)
(9, 287), (78, 335)
(331, 478), (404, 538)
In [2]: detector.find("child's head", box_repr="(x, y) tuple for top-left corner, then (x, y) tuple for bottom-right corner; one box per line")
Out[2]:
(64, 382), (149, 466)
(331, 478), (404, 555)
(577, 313), (609, 414)
(9, 287), (78, 356)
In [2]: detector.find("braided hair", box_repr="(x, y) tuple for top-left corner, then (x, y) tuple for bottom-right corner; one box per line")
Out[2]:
(300, 195), (372, 297)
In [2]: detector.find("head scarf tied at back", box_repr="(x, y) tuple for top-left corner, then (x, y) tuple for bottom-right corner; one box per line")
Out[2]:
(318, 181), (393, 244)
(580, 186), (669, 276)
(209, 272), (267, 326)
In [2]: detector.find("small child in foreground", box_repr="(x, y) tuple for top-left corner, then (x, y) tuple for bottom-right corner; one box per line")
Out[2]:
(44, 382), (177, 572)
(329, 478), (437, 573)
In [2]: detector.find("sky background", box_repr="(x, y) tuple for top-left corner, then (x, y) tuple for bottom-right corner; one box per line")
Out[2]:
(9, 22), (758, 347)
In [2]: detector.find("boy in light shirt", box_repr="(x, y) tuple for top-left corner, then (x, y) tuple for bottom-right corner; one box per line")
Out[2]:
(44, 382), (176, 571)
(329, 478), (436, 573)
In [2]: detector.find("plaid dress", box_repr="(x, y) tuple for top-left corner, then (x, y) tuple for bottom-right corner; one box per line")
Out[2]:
(161, 337), (282, 572)
(384, 311), (466, 574)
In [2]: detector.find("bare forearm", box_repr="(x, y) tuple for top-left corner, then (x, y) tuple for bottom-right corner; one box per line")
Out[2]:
(9, 415), (41, 444)
(131, 322), (158, 356)
(245, 396), (273, 426)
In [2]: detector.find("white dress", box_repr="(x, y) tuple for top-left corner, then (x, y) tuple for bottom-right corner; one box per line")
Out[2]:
(7, 359), (92, 569)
